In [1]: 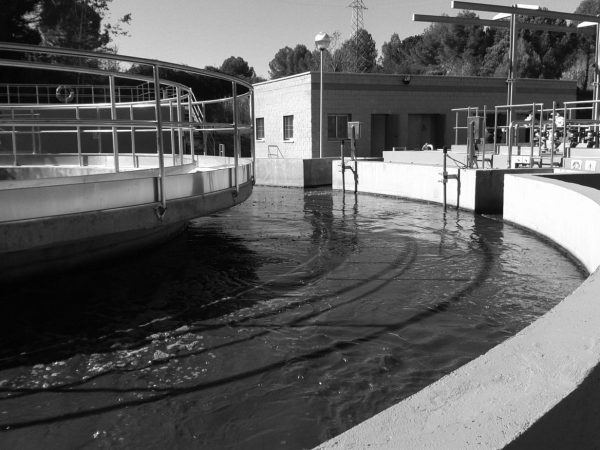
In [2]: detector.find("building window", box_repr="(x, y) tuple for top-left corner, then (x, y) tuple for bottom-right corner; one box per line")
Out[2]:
(283, 115), (294, 141)
(256, 117), (264, 140)
(328, 114), (351, 140)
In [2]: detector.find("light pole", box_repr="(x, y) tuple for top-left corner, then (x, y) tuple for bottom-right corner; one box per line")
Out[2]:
(315, 32), (331, 158)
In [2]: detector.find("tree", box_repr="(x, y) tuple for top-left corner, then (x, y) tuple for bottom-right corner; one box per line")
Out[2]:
(562, 0), (600, 91)
(34, 0), (130, 52)
(0, 0), (41, 45)
(575, 0), (600, 14)
(335, 28), (378, 73)
(220, 56), (256, 81)
(380, 34), (425, 74)
(268, 44), (315, 79)
(407, 11), (495, 76)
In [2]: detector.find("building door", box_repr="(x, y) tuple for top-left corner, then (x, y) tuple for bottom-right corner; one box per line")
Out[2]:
(407, 114), (444, 149)
(371, 114), (399, 157)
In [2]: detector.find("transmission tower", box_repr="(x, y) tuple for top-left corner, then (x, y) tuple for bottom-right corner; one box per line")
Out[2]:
(348, 0), (368, 72)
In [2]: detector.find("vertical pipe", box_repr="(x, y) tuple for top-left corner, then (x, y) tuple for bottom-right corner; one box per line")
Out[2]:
(551, 101), (556, 168)
(341, 140), (346, 193)
(176, 86), (184, 165)
(76, 106), (83, 166)
(130, 103), (137, 168)
(507, 13), (517, 133)
(153, 65), (167, 214)
(594, 23), (600, 124)
(493, 107), (498, 157)
(319, 49), (324, 159)
(482, 105), (487, 168)
(455, 110), (459, 146)
(443, 148), (448, 210)
(563, 103), (569, 158)
(232, 81), (239, 193)
(109, 74), (120, 172)
(507, 122), (513, 169)
(529, 103), (535, 168)
(351, 126), (358, 195)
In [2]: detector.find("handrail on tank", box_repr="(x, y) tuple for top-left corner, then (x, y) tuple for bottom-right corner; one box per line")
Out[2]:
(453, 99), (600, 166)
(0, 42), (253, 90)
(0, 41), (255, 213)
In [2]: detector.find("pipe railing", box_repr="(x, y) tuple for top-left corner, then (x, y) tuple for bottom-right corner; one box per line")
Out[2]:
(452, 100), (600, 168)
(0, 41), (254, 217)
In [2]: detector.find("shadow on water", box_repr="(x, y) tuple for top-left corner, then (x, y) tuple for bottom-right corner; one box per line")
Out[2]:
(0, 188), (354, 372)
(0, 227), (267, 369)
(0, 187), (586, 448)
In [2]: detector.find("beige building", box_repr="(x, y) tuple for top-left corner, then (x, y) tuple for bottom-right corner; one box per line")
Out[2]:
(253, 72), (577, 159)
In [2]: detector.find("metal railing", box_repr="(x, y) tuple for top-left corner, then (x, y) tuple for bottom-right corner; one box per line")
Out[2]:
(0, 82), (171, 105)
(453, 99), (600, 169)
(0, 42), (255, 210)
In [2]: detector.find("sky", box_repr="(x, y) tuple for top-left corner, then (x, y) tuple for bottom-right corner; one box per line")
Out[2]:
(106, 0), (583, 79)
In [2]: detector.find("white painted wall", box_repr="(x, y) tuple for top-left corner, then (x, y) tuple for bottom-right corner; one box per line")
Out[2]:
(253, 73), (314, 159)
(332, 160), (473, 210)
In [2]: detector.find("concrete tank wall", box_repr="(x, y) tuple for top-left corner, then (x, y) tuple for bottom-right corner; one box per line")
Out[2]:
(332, 160), (552, 214)
(317, 172), (600, 449)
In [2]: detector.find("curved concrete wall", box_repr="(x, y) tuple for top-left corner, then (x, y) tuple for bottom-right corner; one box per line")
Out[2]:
(318, 171), (600, 449)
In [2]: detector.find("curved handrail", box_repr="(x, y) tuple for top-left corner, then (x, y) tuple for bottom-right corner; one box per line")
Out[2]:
(0, 42), (253, 90)
(0, 59), (193, 92)
(0, 41), (255, 217)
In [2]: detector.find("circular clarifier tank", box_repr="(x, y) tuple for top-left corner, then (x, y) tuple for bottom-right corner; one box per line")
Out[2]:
(0, 186), (586, 450)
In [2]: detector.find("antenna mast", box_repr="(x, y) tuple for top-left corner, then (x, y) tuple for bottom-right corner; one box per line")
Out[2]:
(348, 0), (368, 72)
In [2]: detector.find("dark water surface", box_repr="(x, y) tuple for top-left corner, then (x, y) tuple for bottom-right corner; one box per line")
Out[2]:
(0, 187), (586, 449)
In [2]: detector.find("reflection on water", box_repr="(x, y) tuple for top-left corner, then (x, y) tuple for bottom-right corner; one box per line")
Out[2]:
(0, 187), (586, 449)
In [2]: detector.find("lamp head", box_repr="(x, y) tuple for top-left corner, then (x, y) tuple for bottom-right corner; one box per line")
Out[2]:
(315, 32), (331, 51)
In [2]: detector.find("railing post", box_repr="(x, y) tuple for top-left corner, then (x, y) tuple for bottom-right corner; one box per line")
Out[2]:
(341, 139), (346, 192)
(482, 105), (487, 167)
(187, 90), (195, 163)
(11, 108), (17, 166)
(549, 101), (555, 167)
(76, 106), (83, 166)
(109, 74), (120, 172)
(232, 81), (239, 193)
(563, 103), (569, 158)
(130, 103), (137, 168)
(202, 104), (207, 156)
(30, 108), (37, 154)
(493, 107), (498, 156)
(169, 99), (176, 166)
(153, 64), (167, 216)
(176, 86), (184, 165)
(529, 102), (535, 168)
(250, 90), (256, 182)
